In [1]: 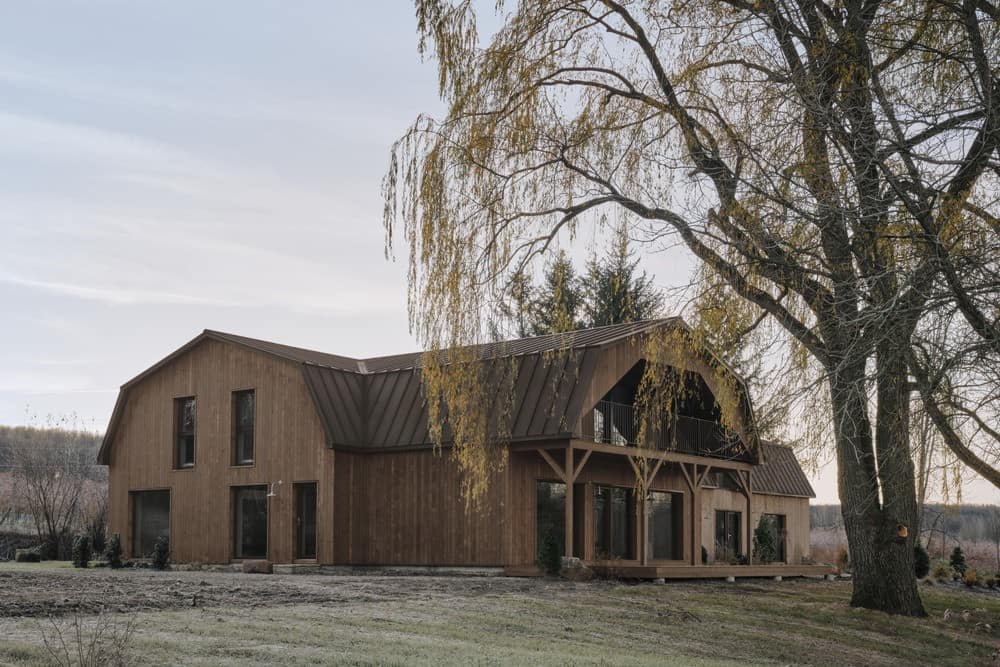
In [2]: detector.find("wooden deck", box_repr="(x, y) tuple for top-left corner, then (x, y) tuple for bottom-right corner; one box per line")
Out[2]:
(505, 563), (835, 579)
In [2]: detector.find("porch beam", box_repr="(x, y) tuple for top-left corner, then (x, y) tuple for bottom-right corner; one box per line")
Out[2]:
(536, 448), (566, 482)
(566, 439), (753, 471)
(572, 449), (592, 481)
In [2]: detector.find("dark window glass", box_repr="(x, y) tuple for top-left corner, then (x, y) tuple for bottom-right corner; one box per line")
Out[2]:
(233, 390), (255, 465)
(594, 485), (635, 560)
(759, 513), (787, 562)
(234, 486), (268, 559)
(175, 397), (195, 468)
(714, 510), (741, 562)
(132, 490), (170, 557)
(647, 491), (683, 560)
(294, 482), (317, 559)
(536, 481), (566, 562)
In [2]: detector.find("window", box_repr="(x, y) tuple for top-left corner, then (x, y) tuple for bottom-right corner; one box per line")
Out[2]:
(594, 485), (635, 560)
(536, 481), (566, 562)
(233, 486), (268, 559)
(132, 490), (169, 557)
(294, 482), (317, 559)
(646, 491), (683, 561)
(715, 510), (742, 562)
(758, 513), (787, 563)
(233, 390), (255, 465)
(175, 397), (196, 468)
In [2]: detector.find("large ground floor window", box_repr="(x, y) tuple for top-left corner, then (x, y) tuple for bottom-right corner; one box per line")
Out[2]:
(536, 481), (566, 562)
(715, 510), (742, 562)
(594, 485), (635, 560)
(233, 485), (268, 559)
(131, 490), (170, 557)
(646, 491), (683, 561)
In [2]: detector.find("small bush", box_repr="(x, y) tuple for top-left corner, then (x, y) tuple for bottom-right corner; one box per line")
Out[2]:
(71, 534), (92, 569)
(104, 533), (122, 569)
(914, 542), (930, 579)
(40, 612), (136, 667)
(15, 547), (41, 563)
(536, 530), (561, 576)
(931, 560), (953, 580)
(835, 546), (850, 573)
(753, 516), (777, 563)
(950, 546), (967, 576)
(701, 545), (708, 565)
(985, 576), (997, 589)
(963, 569), (979, 587)
(152, 536), (169, 570)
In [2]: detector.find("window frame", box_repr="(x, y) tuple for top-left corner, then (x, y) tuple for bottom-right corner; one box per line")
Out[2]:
(593, 484), (636, 561)
(130, 488), (171, 559)
(293, 481), (318, 560)
(231, 389), (256, 466)
(646, 489), (685, 562)
(174, 396), (196, 469)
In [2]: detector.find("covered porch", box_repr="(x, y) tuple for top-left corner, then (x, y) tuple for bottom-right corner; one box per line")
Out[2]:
(509, 439), (830, 579)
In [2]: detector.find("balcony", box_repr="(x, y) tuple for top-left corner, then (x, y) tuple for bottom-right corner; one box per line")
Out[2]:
(581, 400), (750, 461)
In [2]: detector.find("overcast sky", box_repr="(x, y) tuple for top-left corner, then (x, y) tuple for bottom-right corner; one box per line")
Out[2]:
(1, 1), (995, 506)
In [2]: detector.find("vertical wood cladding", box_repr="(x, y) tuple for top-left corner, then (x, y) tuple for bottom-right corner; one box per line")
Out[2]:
(106, 339), (333, 564)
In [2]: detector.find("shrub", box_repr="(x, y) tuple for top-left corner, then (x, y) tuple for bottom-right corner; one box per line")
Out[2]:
(835, 546), (850, 573)
(701, 545), (708, 565)
(104, 533), (122, 569)
(536, 530), (561, 576)
(950, 546), (967, 576)
(151, 536), (169, 571)
(15, 547), (41, 563)
(985, 576), (997, 589)
(753, 516), (777, 563)
(914, 542), (930, 579)
(931, 560), (953, 580)
(71, 534), (91, 569)
(963, 569), (979, 587)
(40, 612), (136, 667)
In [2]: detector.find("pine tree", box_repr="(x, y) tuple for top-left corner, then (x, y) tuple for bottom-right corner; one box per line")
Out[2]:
(583, 229), (663, 327)
(950, 546), (967, 576)
(914, 542), (930, 579)
(529, 250), (584, 335)
(753, 515), (777, 563)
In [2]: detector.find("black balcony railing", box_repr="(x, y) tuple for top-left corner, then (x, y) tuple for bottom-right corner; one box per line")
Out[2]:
(581, 400), (750, 461)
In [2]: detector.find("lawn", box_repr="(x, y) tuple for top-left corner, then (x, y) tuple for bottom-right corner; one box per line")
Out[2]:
(0, 563), (997, 666)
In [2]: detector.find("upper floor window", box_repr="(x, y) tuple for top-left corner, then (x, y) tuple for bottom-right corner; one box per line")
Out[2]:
(233, 389), (255, 465)
(175, 397), (196, 468)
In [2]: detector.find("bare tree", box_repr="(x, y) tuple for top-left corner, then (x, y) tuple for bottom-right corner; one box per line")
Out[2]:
(9, 430), (89, 559)
(386, 0), (1000, 615)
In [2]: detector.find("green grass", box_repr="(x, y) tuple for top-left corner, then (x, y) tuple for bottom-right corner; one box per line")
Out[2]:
(1, 575), (998, 666)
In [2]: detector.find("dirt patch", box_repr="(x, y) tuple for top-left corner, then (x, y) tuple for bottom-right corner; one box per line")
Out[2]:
(0, 565), (581, 618)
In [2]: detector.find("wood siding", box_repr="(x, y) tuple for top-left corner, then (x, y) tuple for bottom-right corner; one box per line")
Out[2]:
(106, 339), (334, 563)
(703, 488), (810, 564)
(332, 449), (507, 565)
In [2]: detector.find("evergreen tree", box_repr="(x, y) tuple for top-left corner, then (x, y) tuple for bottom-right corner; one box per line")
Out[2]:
(753, 515), (777, 563)
(583, 229), (664, 327)
(529, 250), (584, 335)
(950, 546), (967, 576)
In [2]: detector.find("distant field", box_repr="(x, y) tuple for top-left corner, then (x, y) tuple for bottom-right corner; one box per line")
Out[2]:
(0, 563), (998, 666)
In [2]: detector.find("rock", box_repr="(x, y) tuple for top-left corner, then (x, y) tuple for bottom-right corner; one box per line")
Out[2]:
(241, 560), (273, 574)
(725, 576), (736, 583)
(560, 557), (594, 582)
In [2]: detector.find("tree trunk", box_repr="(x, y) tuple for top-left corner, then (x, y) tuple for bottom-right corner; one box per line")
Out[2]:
(830, 349), (926, 616)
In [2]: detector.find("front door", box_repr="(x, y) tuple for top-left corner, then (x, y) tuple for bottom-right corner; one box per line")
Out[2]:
(294, 482), (317, 559)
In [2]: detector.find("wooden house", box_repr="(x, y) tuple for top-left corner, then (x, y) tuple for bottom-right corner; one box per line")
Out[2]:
(99, 319), (827, 578)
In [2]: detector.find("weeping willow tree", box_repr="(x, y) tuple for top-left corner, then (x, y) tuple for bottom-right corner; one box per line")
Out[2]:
(385, 0), (1000, 615)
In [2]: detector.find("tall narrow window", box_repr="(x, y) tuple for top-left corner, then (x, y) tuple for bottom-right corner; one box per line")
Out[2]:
(233, 486), (268, 559)
(233, 389), (255, 465)
(535, 481), (566, 562)
(593, 485), (635, 560)
(646, 491), (684, 561)
(294, 482), (317, 559)
(175, 397), (196, 468)
(714, 510), (742, 562)
(760, 513), (787, 563)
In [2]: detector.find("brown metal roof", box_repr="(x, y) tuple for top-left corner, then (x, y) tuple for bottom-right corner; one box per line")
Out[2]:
(99, 319), (761, 464)
(751, 442), (815, 498)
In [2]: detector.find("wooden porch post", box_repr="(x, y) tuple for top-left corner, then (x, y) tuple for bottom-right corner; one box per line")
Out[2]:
(565, 445), (574, 559)
(746, 469), (753, 565)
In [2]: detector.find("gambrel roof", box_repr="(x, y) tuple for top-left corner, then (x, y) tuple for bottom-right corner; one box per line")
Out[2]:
(99, 320), (779, 473)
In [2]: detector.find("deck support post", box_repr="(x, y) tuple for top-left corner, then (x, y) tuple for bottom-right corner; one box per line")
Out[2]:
(565, 445), (574, 559)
